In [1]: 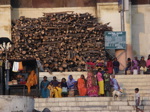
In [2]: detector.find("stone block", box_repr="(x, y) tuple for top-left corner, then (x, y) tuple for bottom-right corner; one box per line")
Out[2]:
(110, 101), (128, 106)
(119, 106), (133, 110)
(58, 102), (67, 106)
(61, 106), (80, 111)
(38, 98), (47, 102)
(40, 103), (47, 107)
(107, 105), (119, 110)
(47, 102), (59, 106)
(66, 102), (77, 106)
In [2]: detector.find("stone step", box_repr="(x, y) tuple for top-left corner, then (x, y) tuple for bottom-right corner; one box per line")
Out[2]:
(124, 90), (150, 94)
(127, 94), (150, 97)
(59, 111), (137, 112)
(35, 101), (150, 108)
(35, 97), (150, 102)
(118, 79), (150, 82)
(35, 105), (145, 112)
(122, 86), (149, 89)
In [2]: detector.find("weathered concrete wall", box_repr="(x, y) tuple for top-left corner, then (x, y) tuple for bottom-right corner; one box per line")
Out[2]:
(11, 7), (96, 20)
(131, 5), (150, 58)
(0, 5), (11, 39)
(0, 95), (34, 112)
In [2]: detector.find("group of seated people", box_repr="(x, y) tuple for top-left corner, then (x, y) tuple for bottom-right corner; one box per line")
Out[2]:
(125, 55), (150, 74)
(40, 68), (121, 98)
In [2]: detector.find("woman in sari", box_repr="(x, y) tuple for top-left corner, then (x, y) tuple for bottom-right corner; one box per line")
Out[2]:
(96, 68), (104, 96)
(53, 83), (62, 98)
(40, 76), (49, 98)
(87, 71), (98, 97)
(26, 70), (38, 93)
(48, 82), (62, 98)
(77, 75), (87, 96)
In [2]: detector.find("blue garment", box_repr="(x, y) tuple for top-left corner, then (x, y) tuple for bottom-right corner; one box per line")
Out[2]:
(67, 75), (76, 90)
(40, 80), (50, 98)
(111, 78), (120, 91)
(114, 67), (119, 74)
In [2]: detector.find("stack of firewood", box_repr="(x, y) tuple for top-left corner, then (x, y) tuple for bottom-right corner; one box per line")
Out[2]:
(8, 12), (112, 72)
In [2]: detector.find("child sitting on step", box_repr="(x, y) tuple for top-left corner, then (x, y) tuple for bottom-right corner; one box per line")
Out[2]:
(134, 88), (144, 112)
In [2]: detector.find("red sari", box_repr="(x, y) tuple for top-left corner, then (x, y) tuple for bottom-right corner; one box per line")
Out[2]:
(77, 78), (87, 96)
(107, 61), (113, 74)
(87, 72), (98, 97)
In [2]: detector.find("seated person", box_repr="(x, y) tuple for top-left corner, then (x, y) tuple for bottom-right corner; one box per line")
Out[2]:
(131, 57), (140, 74)
(125, 58), (131, 74)
(40, 76), (49, 98)
(111, 75), (120, 91)
(61, 78), (68, 97)
(67, 75), (76, 97)
(47, 82), (54, 98)
(51, 76), (59, 87)
(67, 75), (76, 90)
(19, 75), (26, 84)
(53, 83), (62, 98)
(48, 82), (62, 98)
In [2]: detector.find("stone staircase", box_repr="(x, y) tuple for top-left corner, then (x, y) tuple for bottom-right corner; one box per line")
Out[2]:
(34, 97), (150, 112)
(35, 72), (150, 112)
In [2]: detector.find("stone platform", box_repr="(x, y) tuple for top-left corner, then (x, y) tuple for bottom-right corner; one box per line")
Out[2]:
(35, 72), (150, 112)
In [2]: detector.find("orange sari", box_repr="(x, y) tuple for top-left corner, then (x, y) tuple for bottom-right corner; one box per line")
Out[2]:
(77, 78), (87, 96)
(26, 70), (38, 93)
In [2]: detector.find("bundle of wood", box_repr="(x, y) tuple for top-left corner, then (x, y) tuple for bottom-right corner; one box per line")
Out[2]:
(9, 12), (112, 72)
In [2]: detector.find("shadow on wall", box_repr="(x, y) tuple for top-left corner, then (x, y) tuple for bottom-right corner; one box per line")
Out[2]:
(131, 5), (145, 57)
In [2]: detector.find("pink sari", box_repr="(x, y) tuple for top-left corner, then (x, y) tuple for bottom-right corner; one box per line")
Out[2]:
(87, 72), (98, 97)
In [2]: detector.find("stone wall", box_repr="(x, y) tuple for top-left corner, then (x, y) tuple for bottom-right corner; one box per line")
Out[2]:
(0, 95), (34, 112)
(131, 5), (150, 57)
(0, 5), (11, 39)
(11, 7), (96, 20)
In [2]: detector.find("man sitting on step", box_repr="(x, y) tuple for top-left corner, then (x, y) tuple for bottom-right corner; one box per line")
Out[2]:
(111, 75), (123, 100)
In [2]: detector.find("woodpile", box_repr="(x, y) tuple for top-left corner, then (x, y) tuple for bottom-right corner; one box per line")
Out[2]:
(8, 12), (112, 72)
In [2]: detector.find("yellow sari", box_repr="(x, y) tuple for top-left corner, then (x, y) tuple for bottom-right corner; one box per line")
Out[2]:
(54, 87), (62, 98)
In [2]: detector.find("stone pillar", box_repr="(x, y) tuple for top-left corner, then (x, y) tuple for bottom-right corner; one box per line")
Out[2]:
(0, 5), (11, 39)
(96, 2), (132, 70)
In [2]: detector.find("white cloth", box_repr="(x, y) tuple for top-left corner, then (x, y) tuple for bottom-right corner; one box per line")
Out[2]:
(62, 87), (68, 93)
(12, 61), (19, 72)
(135, 93), (140, 100)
